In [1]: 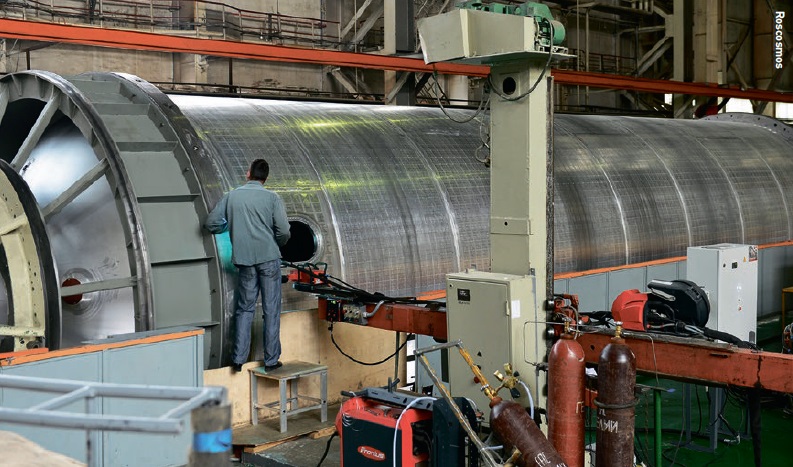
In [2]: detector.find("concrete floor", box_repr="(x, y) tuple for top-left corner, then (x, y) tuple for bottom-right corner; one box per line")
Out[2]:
(232, 403), (339, 467)
(235, 434), (340, 467)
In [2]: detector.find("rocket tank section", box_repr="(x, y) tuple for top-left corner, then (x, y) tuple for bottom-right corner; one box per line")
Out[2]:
(0, 71), (791, 367)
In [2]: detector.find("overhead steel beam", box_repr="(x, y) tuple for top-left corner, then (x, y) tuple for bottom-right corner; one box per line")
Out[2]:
(0, 18), (488, 77)
(552, 70), (793, 103)
(2, 19), (792, 103)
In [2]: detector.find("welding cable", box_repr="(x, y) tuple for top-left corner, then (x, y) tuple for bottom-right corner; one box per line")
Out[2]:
(283, 260), (444, 307)
(432, 74), (491, 124)
(391, 397), (435, 467)
(698, 327), (759, 350)
(329, 323), (410, 366)
(475, 115), (491, 166)
(315, 431), (338, 467)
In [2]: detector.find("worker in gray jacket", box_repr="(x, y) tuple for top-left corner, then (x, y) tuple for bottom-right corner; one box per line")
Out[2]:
(205, 159), (291, 372)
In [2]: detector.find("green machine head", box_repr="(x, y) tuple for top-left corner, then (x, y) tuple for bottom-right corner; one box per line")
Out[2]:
(455, 1), (566, 47)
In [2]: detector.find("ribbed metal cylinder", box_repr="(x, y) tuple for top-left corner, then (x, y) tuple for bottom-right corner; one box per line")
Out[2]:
(172, 96), (793, 299)
(0, 71), (791, 368)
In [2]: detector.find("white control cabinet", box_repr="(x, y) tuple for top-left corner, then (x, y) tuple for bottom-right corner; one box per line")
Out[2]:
(687, 244), (758, 343)
(446, 270), (541, 416)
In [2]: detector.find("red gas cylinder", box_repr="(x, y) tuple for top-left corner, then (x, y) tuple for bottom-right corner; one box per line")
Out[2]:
(548, 332), (585, 467)
(490, 397), (568, 467)
(595, 323), (636, 467)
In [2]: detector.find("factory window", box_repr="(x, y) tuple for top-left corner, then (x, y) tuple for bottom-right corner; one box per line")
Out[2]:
(280, 219), (321, 263)
(724, 98), (753, 113)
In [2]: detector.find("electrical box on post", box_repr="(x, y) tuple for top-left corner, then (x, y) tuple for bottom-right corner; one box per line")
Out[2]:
(446, 270), (539, 417)
(687, 243), (759, 343)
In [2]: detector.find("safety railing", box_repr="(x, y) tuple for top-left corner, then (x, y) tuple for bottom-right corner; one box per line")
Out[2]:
(559, 48), (638, 75)
(0, 0), (342, 48)
(0, 374), (229, 467)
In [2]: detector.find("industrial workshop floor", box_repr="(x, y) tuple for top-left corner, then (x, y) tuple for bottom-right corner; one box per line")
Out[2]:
(233, 317), (791, 467)
(232, 404), (340, 467)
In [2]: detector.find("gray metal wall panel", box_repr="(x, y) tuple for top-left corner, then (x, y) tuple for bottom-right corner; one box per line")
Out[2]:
(102, 338), (200, 467)
(569, 274), (609, 312)
(0, 354), (103, 463)
(0, 333), (203, 467)
(607, 268), (647, 306)
(647, 263), (680, 282)
(554, 279), (568, 294)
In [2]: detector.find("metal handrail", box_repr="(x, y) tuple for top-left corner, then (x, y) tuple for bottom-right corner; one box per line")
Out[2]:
(0, 374), (228, 467)
(4, 0), (342, 46)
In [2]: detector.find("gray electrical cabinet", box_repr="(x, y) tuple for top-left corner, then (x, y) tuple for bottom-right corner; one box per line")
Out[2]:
(446, 270), (540, 416)
(687, 243), (758, 343)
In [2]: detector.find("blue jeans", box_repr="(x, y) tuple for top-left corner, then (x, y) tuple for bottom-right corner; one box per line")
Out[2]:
(232, 259), (282, 367)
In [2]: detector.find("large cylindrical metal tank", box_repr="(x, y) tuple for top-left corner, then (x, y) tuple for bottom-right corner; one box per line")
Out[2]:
(0, 71), (791, 367)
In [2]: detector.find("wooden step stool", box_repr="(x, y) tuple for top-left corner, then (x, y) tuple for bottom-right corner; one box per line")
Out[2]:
(249, 361), (328, 433)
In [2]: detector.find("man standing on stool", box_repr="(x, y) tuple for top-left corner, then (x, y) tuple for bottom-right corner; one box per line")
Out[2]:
(205, 159), (291, 372)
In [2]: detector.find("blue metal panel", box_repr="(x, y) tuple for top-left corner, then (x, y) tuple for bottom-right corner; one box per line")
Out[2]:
(569, 273), (609, 312)
(0, 332), (204, 467)
(554, 279), (569, 294)
(647, 262), (680, 283)
(102, 337), (201, 467)
(0, 353), (102, 463)
(607, 268), (646, 307)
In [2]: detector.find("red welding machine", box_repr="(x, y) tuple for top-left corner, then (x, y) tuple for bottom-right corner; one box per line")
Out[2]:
(611, 289), (650, 331)
(612, 279), (710, 332)
(337, 396), (432, 466)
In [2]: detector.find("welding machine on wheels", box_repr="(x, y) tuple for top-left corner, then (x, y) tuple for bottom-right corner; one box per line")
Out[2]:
(336, 387), (479, 467)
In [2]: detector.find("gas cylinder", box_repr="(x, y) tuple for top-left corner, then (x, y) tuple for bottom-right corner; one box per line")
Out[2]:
(595, 322), (636, 467)
(548, 330), (585, 467)
(490, 397), (568, 467)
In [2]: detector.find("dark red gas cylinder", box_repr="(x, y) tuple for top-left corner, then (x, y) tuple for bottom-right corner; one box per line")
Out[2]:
(490, 397), (568, 467)
(548, 332), (585, 467)
(595, 325), (636, 467)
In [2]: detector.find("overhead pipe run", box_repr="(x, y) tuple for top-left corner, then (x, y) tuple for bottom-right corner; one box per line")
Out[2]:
(0, 71), (792, 368)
